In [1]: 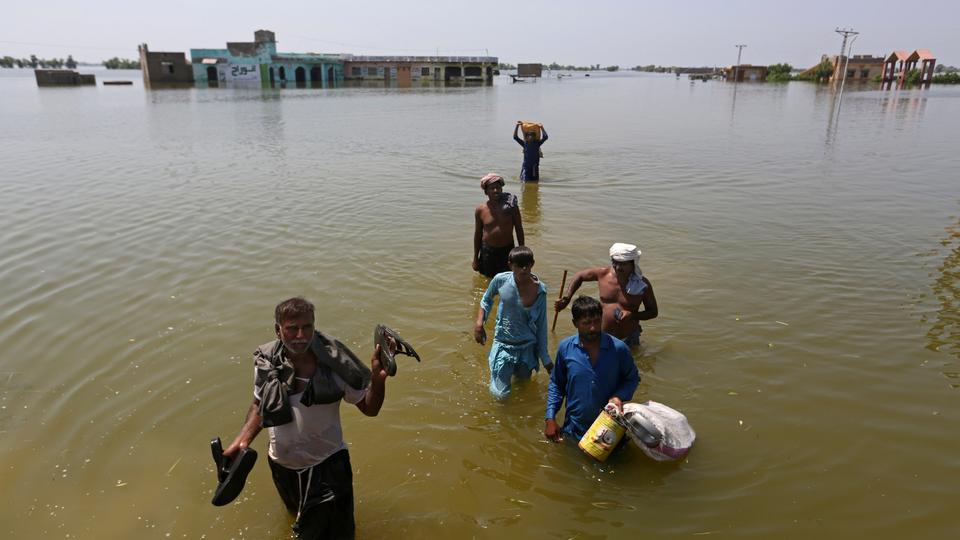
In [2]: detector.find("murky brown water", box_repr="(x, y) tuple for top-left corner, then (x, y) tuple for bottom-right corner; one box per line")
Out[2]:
(1, 68), (958, 539)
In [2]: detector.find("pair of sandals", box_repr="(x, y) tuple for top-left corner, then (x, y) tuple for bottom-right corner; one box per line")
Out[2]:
(374, 324), (420, 376)
(210, 437), (257, 506)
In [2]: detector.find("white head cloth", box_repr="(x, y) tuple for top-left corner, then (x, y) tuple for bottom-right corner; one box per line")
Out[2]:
(609, 243), (646, 295)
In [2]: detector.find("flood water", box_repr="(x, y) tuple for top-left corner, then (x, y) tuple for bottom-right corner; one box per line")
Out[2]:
(1, 68), (958, 539)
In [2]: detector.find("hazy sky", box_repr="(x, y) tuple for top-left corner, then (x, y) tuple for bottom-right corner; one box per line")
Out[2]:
(2, 0), (957, 67)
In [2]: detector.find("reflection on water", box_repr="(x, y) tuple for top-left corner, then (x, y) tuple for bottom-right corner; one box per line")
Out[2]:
(925, 212), (960, 363)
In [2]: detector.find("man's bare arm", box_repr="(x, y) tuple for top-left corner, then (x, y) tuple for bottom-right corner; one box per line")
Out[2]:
(513, 206), (525, 246)
(555, 267), (604, 311)
(473, 208), (483, 271)
(633, 281), (658, 321)
(356, 345), (387, 417)
(222, 400), (263, 459)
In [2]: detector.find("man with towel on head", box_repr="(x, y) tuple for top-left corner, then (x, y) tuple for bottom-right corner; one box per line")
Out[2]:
(555, 243), (658, 346)
(473, 173), (524, 278)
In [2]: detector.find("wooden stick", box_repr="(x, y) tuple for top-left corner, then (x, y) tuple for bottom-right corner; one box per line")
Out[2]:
(551, 270), (568, 332)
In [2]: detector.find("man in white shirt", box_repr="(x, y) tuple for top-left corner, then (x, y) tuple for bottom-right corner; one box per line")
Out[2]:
(222, 297), (389, 540)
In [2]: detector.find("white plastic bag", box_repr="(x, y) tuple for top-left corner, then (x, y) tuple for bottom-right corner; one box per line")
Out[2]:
(621, 401), (696, 462)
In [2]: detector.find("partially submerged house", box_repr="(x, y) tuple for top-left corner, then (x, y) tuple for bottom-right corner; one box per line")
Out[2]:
(34, 69), (95, 86)
(342, 55), (497, 85)
(724, 64), (767, 82)
(190, 30), (344, 87)
(138, 44), (194, 85)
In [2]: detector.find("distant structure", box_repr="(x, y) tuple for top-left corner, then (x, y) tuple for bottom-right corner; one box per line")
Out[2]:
(800, 49), (937, 88)
(723, 64), (767, 82)
(188, 30), (496, 87)
(191, 30), (343, 86)
(799, 54), (885, 82)
(34, 69), (95, 86)
(343, 55), (497, 85)
(881, 49), (936, 89)
(517, 64), (542, 78)
(138, 44), (194, 85)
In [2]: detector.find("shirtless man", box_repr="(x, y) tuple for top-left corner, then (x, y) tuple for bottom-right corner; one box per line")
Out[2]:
(554, 243), (658, 346)
(473, 173), (524, 278)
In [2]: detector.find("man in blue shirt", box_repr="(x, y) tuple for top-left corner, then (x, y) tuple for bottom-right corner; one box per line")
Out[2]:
(545, 296), (640, 441)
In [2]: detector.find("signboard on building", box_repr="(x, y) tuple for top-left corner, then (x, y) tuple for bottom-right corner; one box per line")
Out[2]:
(218, 64), (261, 83)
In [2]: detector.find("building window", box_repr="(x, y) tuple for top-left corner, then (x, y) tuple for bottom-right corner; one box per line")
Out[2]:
(847, 69), (855, 78)
(367, 66), (377, 76)
(161, 61), (175, 74)
(352, 67), (362, 76)
(861, 69), (870, 79)
(421, 67), (430, 76)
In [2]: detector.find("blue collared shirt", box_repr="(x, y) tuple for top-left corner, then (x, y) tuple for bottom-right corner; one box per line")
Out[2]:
(545, 333), (640, 439)
(479, 271), (552, 369)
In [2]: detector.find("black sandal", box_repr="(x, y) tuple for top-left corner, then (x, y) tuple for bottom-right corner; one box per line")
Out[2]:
(374, 324), (421, 377)
(210, 436), (258, 506)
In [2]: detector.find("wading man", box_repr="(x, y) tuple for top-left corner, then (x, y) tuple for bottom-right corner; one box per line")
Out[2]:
(474, 246), (553, 398)
(545, 295), (640, 442)
(555, 243), (658, 346)
(473, 173), (524, 278)
(222, 297), (390, 540)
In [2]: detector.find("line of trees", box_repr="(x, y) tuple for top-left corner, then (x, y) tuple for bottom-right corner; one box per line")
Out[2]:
(0, 54), (142, 70)
(631, 64), (673, 73)
(103, 57), (140, 69)
(1, 54), (77, 69)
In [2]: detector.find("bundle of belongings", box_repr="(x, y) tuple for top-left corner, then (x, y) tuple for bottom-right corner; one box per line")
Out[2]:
(619, 401), (696, 462)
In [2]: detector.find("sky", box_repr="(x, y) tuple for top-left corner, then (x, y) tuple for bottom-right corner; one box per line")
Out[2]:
(2, 0), (957, 67)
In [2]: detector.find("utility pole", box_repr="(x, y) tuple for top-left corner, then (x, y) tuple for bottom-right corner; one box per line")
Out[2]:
(734, 44), (747, 82)
(834, 28), (858, 85)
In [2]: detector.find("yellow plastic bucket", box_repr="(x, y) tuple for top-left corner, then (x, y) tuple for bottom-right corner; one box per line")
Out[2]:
(578, 408), (626, 462)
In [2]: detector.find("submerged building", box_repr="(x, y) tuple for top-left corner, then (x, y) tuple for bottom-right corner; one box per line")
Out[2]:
(190, 30), (344, 86)
(724, 64), (768, 82)
(342, 55), (497, 85)
(34, 69), (95, 86)
(138, 44), (194, 85)
(185, 30), (497, 87)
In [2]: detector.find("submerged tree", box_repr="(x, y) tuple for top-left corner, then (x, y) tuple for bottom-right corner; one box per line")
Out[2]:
(767, 63), (793, 82)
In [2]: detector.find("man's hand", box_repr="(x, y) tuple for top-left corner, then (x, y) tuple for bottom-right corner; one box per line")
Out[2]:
(222, 438), (247, 461)
(543, 362), (553, 375)
(474, 324), (486, 345)
(370, 344), (388, 383)
(472, 259), (479, 272)
(608, 396), (623, 413)
(544, 419), (562, 442)
(554, 296), (570, 312)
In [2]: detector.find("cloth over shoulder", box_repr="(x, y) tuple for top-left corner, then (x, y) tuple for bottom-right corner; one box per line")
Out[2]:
(254, 330), (371, 427)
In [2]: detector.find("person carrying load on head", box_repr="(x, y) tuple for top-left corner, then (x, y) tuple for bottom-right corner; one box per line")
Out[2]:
(513, 121), (548, 181)
(474, 246), (553, 399)
(473, 173), (524, 278)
